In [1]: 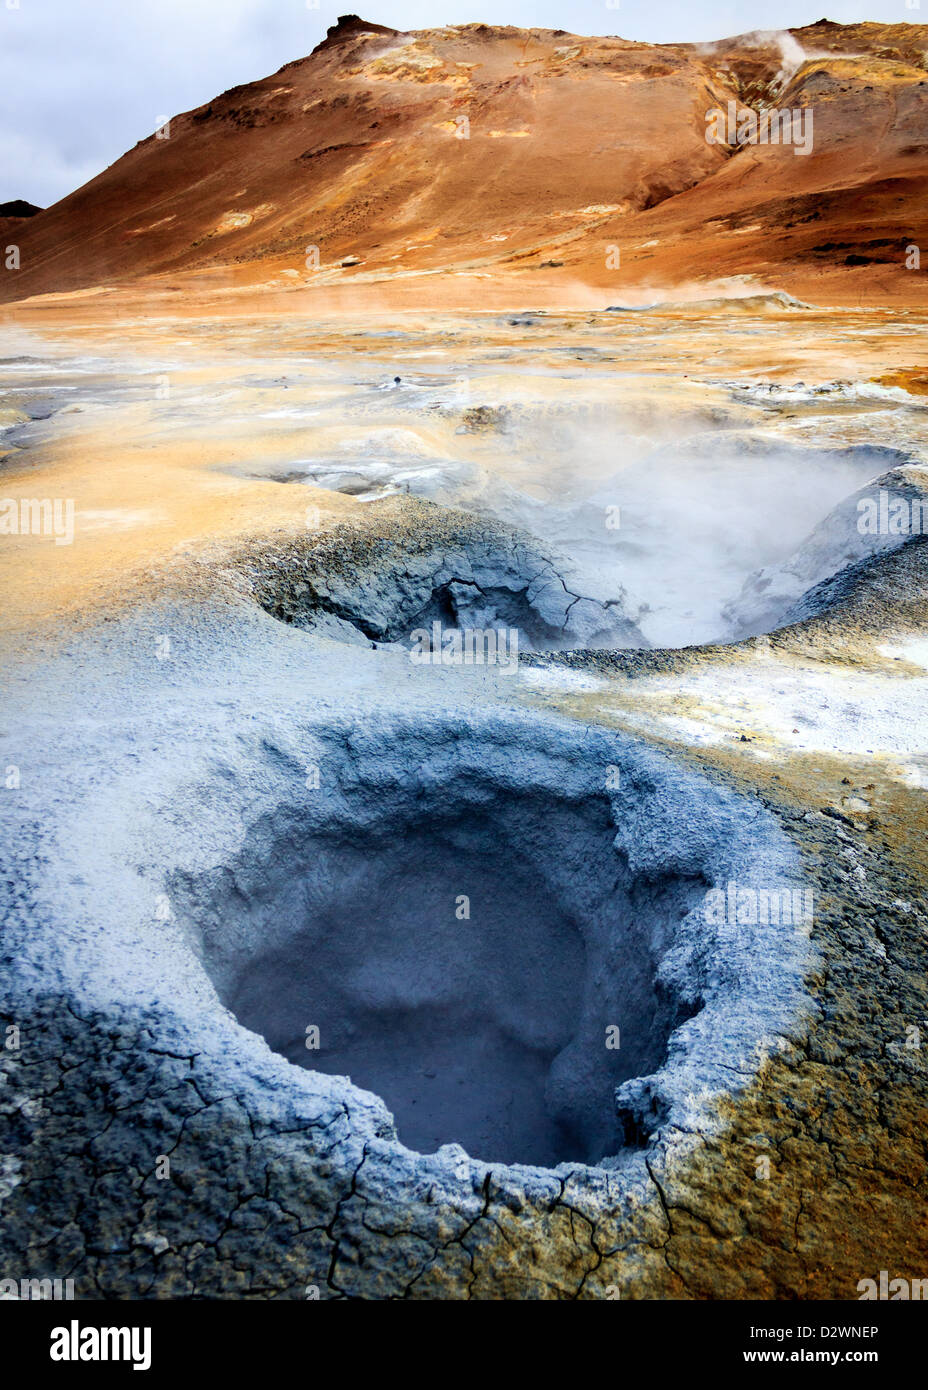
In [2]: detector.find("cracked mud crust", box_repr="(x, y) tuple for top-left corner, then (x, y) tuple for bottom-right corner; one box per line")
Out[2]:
(3, 789), (926, 1302)
(237, 495), (643, 648)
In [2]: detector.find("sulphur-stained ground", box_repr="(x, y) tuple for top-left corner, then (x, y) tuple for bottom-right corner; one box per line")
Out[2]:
(1, 300), (927, 1298)
(521, 648), (928, 1293)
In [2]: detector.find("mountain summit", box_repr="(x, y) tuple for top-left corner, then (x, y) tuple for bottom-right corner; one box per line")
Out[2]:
(2, 19), (926, 306)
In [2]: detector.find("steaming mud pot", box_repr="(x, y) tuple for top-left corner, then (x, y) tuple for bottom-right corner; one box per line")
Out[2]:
(2, 306), (928, 1298)
(248, 409), (896, 647)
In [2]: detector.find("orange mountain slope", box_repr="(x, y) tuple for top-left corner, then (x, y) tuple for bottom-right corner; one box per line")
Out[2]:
(3, 16), (927, 309)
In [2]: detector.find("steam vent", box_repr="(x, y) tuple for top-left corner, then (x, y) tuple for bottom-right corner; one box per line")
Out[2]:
(2, 13), (927, 1314)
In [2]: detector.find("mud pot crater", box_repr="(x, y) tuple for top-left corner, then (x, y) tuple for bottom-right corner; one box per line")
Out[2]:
(167, 710), (815, 1170)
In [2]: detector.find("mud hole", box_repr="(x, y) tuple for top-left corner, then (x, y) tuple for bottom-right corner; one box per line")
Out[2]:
(165, 712), (810, 1169)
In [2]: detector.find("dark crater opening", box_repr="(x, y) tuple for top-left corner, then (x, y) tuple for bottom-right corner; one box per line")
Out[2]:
(172, 743), (704, 1167)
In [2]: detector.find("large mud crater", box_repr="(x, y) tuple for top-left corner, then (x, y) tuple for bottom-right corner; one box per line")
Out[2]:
(167, 713), (811, 1170)
(225, 784), (698, 1165)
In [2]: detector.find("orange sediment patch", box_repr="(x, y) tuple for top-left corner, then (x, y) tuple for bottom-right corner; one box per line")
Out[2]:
(875, 369), (928, 397)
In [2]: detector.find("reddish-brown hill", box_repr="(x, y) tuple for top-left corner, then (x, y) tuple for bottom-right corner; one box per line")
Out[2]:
(3, 16), (927, 307)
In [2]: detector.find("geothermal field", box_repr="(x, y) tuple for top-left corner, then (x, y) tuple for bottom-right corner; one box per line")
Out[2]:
(1, 12), (928, 1321)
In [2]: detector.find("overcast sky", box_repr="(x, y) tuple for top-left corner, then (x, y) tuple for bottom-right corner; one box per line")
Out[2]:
(0, 0), (904, 207)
